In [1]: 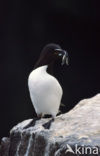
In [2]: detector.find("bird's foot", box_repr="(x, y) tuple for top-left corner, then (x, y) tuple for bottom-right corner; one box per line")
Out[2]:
(23, 117), (41, 129)
(42, 118), (54, 129)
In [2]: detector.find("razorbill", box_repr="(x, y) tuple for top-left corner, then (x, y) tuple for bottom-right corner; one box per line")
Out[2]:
(28, 43), (68, 118)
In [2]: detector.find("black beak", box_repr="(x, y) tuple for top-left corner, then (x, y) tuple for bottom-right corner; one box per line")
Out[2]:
(55, 49), (69, 65)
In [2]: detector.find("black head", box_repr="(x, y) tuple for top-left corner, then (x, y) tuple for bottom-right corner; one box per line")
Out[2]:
(34, 43), (69, 71)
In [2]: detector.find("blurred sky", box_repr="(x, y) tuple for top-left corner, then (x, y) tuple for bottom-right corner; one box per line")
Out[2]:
(0, 0), (100, 139)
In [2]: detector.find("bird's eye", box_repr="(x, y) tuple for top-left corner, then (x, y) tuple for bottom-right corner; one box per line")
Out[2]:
(54, 51), (58, 55)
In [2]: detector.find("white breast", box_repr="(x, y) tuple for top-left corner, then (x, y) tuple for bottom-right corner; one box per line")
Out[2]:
(28, 65), (63, 118)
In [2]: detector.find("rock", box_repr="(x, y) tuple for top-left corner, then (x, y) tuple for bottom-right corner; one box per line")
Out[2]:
(0, 137), (10, 156)
(0, 94), (100, 156)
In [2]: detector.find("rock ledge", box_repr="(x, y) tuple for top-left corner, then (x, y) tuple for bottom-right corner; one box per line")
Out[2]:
(0, 94), (100, 156)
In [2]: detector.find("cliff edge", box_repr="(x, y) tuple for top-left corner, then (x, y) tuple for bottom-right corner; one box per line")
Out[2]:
(0, 94), (100, 156)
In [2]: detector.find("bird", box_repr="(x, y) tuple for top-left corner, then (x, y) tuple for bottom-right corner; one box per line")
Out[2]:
(28, 43), (69, 119)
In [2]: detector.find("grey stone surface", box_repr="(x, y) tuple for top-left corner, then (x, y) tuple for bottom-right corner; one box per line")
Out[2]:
(0, 137), (10, 156)
(0, 94), (100, 156)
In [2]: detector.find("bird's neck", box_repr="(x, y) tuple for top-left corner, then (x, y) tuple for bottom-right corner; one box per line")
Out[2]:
(47, 62), (54, 75)
(34, 61), (54, 75)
